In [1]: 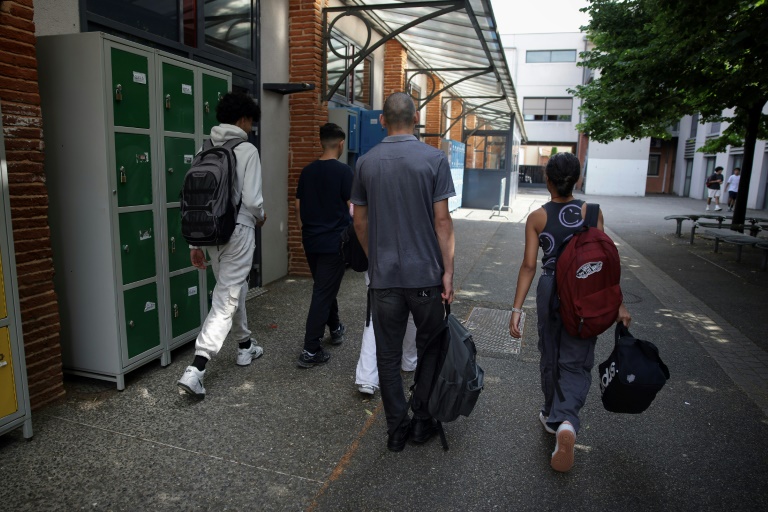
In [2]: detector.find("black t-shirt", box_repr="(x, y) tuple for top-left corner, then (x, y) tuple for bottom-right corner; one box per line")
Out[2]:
(296, 159), (353, 253)
(707, 172), (723, 190)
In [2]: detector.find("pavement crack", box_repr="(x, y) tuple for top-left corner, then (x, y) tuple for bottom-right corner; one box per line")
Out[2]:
(45, 414), (324, 485)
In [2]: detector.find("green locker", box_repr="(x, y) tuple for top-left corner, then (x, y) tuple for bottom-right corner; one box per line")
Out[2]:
(115, 133), (153, 207)
(162, 63), (195, 134)
(111, 47), (151, 129)
(118, 210), (156, 284)
(124, 283), (161, 359)
(202, 74), (229, 136)
(164, 137), (195, 203)
(169, 271), (202, 338)
(166, 207), (187, 272)
(38, 32), (231, 389)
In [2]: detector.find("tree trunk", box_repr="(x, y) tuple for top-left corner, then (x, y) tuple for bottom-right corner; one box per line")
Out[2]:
(732, 102), (763, 230)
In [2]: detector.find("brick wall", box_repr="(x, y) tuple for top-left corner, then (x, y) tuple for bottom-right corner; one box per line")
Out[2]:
(424, 75), (443, 148)
(383, 39), (407, 102)
(0, 0), (64, 409)
(287, 0), (328, 276)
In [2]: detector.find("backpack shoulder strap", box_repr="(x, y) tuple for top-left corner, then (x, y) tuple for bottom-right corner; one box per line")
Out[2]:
(585, 203), (600, 228)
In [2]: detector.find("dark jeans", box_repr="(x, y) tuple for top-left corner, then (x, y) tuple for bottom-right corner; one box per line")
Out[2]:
(303, 251), (346, 352)
(371, 286), (445, 435)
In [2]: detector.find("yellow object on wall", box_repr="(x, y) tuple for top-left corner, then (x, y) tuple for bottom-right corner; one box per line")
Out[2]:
(0, 328), (18, 418)
(0, 248), (6, 319)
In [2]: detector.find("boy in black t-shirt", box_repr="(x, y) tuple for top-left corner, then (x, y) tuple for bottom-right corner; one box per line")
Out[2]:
(705, 166), (724, 211)
(295, 123), (353, 368)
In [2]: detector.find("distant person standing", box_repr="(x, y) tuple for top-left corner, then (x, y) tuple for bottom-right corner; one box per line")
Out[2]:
(352, 92), (456, 452)
(295, 123), (353, 368)
(726, 167), (740, 212)
(705, 166), (724, 211)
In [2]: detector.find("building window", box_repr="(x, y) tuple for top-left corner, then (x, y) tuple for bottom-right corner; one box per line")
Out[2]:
(326, 31), (373, 109)
(526, 50), (577, 63)
(647, 154), (660, 176)
(523, 97), (573, 122)
(690, 113), (699, 138)
(85, 0), (259, 66)
(709, 121), (721, 135)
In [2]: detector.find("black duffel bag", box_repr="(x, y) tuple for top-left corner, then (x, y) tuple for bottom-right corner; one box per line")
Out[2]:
(340, 223), (368, 272)
(598, 324), (670, 414)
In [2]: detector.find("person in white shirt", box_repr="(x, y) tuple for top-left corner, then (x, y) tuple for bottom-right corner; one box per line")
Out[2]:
(177, 92), (266, 397)
(726, 167), (740, 212)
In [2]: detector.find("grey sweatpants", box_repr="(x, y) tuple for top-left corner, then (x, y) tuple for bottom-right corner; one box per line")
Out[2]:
(536, 273), (597, 433)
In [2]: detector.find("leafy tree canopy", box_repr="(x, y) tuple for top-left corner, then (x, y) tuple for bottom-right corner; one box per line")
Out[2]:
(571, 0), (768, 152)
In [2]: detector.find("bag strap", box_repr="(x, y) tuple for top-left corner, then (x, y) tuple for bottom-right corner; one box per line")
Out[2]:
(585, 203), (600, 228)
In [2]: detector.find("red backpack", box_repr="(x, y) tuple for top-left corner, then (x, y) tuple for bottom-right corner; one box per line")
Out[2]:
(555, 204), (622, 339)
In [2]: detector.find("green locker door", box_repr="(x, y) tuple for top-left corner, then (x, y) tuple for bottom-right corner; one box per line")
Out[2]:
(202, 74), (228, 135)
(206, 264), (216, 311)
(166, 207), (188, 272)
(123, 283), (161, 359)
(115, 133), (153, 207)
(119, 210), (156, 285)
(164, 137), (196, 203)
(111, 47), (150, 129)
(169, 270), (201, 338)
(162, 63), (195, 134)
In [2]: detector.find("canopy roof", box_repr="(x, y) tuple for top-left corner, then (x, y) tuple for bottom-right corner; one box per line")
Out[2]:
(324, 0), (527, 141)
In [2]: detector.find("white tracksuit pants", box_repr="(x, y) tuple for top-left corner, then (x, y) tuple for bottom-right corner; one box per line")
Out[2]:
(355, 273), (418, 388)
(195, 224), (255, 360)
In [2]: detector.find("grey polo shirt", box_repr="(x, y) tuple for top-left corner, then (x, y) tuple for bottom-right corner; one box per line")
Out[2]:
(351, 134), (455, 289)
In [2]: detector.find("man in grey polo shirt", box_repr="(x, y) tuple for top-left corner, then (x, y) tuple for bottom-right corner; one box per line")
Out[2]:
(351, 92), (456, 452)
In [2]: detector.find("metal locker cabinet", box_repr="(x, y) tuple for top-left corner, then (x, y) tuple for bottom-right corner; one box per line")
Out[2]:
(201, 74), (229, 136)
(0, 103), (33, 439)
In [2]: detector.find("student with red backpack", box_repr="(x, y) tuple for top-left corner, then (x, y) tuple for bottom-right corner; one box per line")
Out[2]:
(508, 153), (631, 472)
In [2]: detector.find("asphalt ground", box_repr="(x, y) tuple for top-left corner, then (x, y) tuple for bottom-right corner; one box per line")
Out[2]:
(1, 191), (767, 511)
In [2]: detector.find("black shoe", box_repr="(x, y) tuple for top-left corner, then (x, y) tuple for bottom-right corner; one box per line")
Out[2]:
(329, 323), (346, 345)
(297, 348), (331, 368)
(410, 417), (438, 444)
(387, 419), (411, 452)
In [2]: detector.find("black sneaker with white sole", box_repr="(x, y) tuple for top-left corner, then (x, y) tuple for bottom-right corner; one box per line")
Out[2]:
(329, 323), (346, 345)
(297, 348), (331, 368)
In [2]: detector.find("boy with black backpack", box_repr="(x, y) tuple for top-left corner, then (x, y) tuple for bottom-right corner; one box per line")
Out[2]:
(177, 92), (266, 397)
(508, 153), (630, 472)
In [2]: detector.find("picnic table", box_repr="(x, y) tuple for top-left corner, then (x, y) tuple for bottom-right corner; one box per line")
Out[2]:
(690, 218), (761, 243)
(758, 242), (768, 271)
(710, 233), (764, 262)
(664, 215), (691, 237)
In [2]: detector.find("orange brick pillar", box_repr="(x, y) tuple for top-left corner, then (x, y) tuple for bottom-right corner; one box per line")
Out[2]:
(383, 39), (407, 102)
(287, 0), (328, 277)
(424, 75), (443, 148)
(1, 0), (65, 408)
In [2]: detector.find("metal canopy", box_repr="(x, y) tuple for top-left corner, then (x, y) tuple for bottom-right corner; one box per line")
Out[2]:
(322, 0), (527, 141)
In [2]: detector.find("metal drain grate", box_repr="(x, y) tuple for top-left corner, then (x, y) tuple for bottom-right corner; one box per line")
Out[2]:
(245, 287), (268, 301)
(622, 291), (642, 304)
(465, 307), (521, 356)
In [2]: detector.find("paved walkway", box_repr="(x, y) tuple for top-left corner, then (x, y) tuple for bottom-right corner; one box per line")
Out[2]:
(1, 192), (767, 511)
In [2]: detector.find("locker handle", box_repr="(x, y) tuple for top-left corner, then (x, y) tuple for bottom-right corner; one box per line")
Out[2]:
(129, 321), (135, 328)
(171, 236), (176, 253)
(168, 167), (174, 174)
(123, 244), (129, 253)
(120, 166), (127, 184)
(0, 353), (6, 368)
(115, 84), (123, 101)
(173, 304), (179, 318)
(165, 94), (171, 110)
(204, 101), (210, 113)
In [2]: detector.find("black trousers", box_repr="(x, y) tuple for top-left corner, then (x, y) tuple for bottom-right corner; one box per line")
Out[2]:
(303, 251), (346, 352)
(371, 286), (445, 435)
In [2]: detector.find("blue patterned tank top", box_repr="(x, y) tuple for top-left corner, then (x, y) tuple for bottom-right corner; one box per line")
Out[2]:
(538, 199), (585, 269)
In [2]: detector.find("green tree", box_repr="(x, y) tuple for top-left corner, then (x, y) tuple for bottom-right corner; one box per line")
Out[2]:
(571, 0), (768, 227)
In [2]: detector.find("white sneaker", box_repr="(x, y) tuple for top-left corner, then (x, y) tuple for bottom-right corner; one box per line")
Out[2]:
(539, 412), (556, 434)
(714, 206), (722, 211)
(236, 341), (264, 366)
(551, 421), (576, 472)
(358, 384), (376, 395)
(706, 206), (711, 211)
(177, 366), (205, 397)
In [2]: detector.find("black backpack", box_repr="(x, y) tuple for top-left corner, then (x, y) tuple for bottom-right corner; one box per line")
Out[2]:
(340, 223), (368, 272)
(180, 138), (243, 246)
(598, 324), (670, 414)
(411, 304), (484, 450)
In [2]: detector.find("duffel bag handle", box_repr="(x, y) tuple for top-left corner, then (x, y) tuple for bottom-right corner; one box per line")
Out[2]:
(615, 322), (631, 342)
